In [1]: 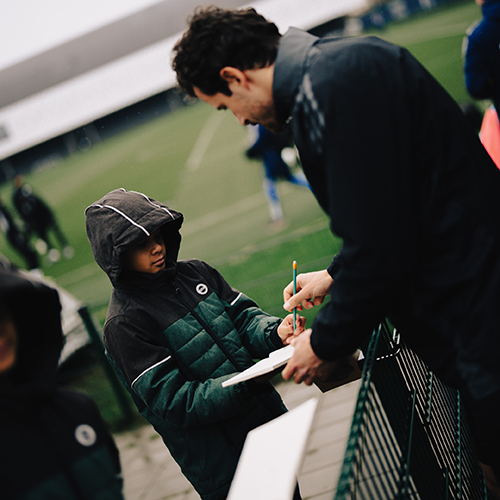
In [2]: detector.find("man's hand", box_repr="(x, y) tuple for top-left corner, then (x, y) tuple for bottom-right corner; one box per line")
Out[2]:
(277, 313), (306, 345)
(283, 269), (333, 312)
(282, 329), (337, 385)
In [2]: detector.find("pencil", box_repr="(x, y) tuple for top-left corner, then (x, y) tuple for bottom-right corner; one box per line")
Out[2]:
(293, 260), (297, 332)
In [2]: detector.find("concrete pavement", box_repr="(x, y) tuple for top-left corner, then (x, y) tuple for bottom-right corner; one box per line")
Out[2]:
(113, 378), (361, 500)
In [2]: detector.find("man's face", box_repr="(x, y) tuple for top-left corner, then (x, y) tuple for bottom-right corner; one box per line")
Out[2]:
(122, 229), (167, 274)
(194, 83), (285, 134)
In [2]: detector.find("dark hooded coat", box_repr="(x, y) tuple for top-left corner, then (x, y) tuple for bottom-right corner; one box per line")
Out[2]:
(0, 262), (123, 500)
(85, 189), (287, 500)
(273, 29), (500, 407)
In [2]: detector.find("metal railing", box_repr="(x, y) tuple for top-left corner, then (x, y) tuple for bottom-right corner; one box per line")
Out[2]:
(335, 321), (487, 499)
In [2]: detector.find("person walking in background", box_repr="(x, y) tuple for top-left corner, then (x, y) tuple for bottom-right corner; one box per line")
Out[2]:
(464, 0), (500, 166)
(246, 124), (309, 225)
(464, 0), (500, 120)
(0, 261), (124, 499)
(172, 6), (500, 496)
(12, 175), (74, 263)
(0, 196), (39, 270)
(85, 188), (305, 500)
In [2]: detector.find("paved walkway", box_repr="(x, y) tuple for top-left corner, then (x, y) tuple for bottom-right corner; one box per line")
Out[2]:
(113, 378), (361, 500)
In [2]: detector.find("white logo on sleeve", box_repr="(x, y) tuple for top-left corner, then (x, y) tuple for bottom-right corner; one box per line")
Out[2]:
(196, 283), (208, 295)
(75, 424), (97, 447)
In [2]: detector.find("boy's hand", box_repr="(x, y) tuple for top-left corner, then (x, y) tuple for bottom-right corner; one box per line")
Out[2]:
(278, 313), (306, 345)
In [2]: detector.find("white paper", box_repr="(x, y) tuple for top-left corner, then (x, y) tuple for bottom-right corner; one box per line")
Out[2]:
(227, 398), (319, 500)
(222, 345), (295, 387)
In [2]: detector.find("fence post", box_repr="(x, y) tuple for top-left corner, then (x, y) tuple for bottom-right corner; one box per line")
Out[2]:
(78, 305), (135, 424)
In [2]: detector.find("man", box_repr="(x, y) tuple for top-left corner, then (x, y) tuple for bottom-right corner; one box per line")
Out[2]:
(464, 0), (500, 120)
(464, 0), (500, 167)
(172, 6), (500, 496)
(246, 124), (309, 224)
(12, 175), (74, 262)
(0, 196), (39, 269)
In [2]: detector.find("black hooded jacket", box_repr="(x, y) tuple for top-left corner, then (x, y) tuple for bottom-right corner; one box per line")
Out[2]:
(85, 189), (287, 500)
(273, 29), (500, 402)
(0, 262), (123, 500)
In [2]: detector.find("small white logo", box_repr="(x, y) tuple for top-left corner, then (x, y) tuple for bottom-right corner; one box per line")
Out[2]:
(196, 283), (208, 295)
(75, 424), (97, 447)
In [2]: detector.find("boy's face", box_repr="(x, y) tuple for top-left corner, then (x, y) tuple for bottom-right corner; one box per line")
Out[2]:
(0, 307), (17, 374)
(122, 229), (167, 274)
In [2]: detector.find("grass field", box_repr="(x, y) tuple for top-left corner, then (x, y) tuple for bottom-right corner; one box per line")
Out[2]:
(0, 0), (485, 426)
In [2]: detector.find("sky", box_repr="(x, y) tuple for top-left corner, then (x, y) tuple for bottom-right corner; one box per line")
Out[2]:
(0, 0), (163, 71)
(0, 0), (369, 72)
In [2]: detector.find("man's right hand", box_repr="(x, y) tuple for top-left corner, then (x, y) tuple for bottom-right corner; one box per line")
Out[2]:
(283, 269), (333, 312)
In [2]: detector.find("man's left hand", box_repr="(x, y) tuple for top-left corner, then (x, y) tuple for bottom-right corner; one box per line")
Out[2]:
(282, 329), (336, 385)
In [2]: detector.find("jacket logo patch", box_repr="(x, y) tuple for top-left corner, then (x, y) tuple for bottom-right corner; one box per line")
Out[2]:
(196, 283), (208, 295)
(75, 424), (97, 447)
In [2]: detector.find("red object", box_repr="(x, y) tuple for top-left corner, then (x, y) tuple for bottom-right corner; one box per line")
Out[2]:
(480, 106), (500, 169)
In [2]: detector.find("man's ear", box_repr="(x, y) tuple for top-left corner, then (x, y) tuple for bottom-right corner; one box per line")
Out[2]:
(219, 67), (249, 88)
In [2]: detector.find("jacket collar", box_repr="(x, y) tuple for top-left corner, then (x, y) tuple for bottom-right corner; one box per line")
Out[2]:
(273, 28), (319, 125)
(115, 265), (175, 293)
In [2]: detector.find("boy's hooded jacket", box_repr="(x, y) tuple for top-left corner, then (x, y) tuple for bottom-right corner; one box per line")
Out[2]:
(0, 262), (123, 500)
(85, 189), (287, 500)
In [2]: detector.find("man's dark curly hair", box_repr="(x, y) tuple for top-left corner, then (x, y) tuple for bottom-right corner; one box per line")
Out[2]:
(172, 6), (281, 98)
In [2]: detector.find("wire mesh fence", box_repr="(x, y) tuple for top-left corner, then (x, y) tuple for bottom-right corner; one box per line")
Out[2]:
(335, 321), (487, 500)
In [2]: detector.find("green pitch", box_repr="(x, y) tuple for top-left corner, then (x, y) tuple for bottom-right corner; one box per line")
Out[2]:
(0, 0), (483, 330)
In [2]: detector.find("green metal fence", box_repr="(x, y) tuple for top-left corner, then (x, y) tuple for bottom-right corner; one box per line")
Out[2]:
(335, 321), (487, 499)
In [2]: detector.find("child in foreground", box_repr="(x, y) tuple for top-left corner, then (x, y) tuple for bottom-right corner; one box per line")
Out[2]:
(0, 261), (124, 499)
(85, 188), (305, 500)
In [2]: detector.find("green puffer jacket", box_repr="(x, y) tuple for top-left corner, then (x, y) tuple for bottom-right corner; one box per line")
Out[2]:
(85, 189), (288, 500)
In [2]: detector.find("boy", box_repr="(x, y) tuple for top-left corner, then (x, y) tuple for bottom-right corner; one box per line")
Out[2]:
(85, 188), (305, 500)
(0, 261), (124, 499)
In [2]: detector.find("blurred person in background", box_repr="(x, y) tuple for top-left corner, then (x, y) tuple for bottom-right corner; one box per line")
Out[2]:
(0, 196), (39, 270)
(0, 261), (124, 499)
(245, 124), (309, 225)
(12, 175), (74, 263)
(464, 0), (500, 120)
(172, 6), (500, 496)
(464, 0), (500, 167)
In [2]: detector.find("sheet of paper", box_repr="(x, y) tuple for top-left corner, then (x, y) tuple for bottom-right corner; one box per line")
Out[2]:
(227, 397), (319, 500)
(222, 345), (295, 387)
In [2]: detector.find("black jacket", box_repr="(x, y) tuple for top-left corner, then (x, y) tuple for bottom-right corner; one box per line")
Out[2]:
(85, 189), (287, 500)
(0, 262), (123, 500)
(273, 29), (500, 401)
